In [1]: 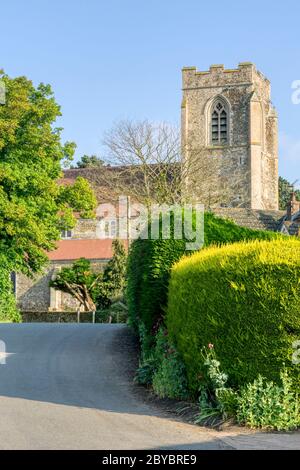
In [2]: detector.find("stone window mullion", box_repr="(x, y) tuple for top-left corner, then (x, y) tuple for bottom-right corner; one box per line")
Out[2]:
(211, 100), (228, 145)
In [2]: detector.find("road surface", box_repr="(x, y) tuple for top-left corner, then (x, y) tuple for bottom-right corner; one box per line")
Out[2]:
(0, 323), (229, 450)
(0, 323), (299, 450)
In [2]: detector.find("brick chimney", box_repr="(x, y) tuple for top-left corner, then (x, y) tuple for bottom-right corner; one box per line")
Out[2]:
(287, 192), (300, 220)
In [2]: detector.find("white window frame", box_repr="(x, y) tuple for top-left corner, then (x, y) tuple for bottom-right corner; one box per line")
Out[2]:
(61, 229), (73, 239)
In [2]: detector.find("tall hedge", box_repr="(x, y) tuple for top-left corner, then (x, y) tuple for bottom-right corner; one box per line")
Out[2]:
(166, 239), (300, 393)
(127, 212), (280, 334)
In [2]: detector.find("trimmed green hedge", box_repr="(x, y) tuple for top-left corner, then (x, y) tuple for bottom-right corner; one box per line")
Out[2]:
(127, 212), (281, 334)
(166, 239), (300, 394)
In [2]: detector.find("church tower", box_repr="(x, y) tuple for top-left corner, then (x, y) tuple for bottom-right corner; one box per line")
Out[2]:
(181, 63), (279, 210)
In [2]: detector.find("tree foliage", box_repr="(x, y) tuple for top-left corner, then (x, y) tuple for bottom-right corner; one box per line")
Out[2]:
(279, 176), (300, 210)
(0, 255), (21, 322)
(50, 258), (100, 311)
(0, 70), (97, 276)
(97, 239), (127, 308)
(75, 154), (105, 169)
(50, 240), (127, 312)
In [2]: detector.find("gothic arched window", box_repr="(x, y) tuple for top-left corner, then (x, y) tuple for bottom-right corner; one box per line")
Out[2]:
(211, 100), (228, 145)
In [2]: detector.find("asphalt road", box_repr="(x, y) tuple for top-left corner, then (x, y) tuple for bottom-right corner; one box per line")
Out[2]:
(0, 323), (230, 450)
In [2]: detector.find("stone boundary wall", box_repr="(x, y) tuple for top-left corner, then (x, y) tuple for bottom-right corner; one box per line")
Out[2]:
(21, 311), (94, 323)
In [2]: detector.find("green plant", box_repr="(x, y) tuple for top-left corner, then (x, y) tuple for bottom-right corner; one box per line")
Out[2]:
(195, 389), (222, 426)
(0, 258), (21, 323)
(195, 348), (300, 430)
(237, 370), (300, 431)
(135, 327), (188, 399)
(51, 240), (127, 311)
(195, 346), (237, 425)
(134, 323), (162, 385)
(134, 322), (156, 385)
(96, 300), (128, 323)
(127, 212), (280, 335)
(202, 345), (229, 389)
(167, 239), (300, 393)
(152, 350), (189, 400)
(0, 71), (96, 278)
(150, 328), (189, 399)
(75, 154), (105, 169)
(279, 176), (300, 210)
(139, 321), (157, 361)
(50, 258), (100, 311)
(97, 239), (127, 309)
(135, 356), (158, 386)
(0, 289), (21, 323)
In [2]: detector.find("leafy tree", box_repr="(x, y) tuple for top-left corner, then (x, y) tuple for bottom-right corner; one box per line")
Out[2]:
(0, 70), (97, 278)
(50, 240), (127, 312)
(75, 154), (105, 168)
(279, 176), (300, 210)
(50, 258), (100, 311)
(97, 239), (127, 308)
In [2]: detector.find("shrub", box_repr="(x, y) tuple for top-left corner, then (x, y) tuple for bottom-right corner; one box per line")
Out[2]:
(96, 301), (128, 323)
(127, 212), (279, 334)
(0, 257), (21, 323)
(152, 351), (189, 400)
(237, 370), (300, 431)
(135, 327), (189, 399)
(0, 290), (21, 323)
(134, 322), (159, 385)
(195, 347), (300, 430)
(135, 356), (158, 386)
(195, 346), (237, 425)
(167, 239), (300, 393)
(97, 239), (127, 308)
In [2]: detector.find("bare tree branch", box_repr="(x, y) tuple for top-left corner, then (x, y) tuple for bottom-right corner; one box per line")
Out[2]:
(99, 119), (248, 208)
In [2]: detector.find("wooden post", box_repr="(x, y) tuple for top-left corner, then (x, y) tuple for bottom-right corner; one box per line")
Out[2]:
(77, 309), (80, 324)
(92, 310), (96, 324)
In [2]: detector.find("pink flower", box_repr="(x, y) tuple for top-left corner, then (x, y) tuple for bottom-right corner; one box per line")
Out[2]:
(208, 343), (214, 350)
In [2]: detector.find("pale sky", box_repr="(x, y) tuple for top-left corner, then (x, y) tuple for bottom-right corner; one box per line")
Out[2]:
(1, 0), (300, 182)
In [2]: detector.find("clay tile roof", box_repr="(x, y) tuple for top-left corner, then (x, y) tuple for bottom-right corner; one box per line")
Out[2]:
(47, 239), (128, 261)
(57, 177), (76, 186)
(212, 208), (285, 232)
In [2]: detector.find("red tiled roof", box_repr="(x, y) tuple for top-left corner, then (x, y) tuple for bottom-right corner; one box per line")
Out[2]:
(57, 177), (76, 186)
(47, 239), (128, 261)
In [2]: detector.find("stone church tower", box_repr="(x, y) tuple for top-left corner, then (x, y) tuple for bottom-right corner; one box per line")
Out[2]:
(181, 63), (279, 210)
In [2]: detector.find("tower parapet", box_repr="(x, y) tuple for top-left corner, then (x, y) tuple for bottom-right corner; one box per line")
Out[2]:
(181, 62), (278, 210)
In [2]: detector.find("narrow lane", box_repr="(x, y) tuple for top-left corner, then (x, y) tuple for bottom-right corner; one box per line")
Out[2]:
(0, 324), (227, 450)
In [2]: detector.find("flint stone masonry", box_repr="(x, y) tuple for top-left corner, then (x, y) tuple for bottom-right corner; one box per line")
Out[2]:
(72, 219), (98, 239)
(21, 311), (95, 323)
(16, 261), (106, 313)
(16, 267), (53, 312)
(182, 63), (279, 210)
